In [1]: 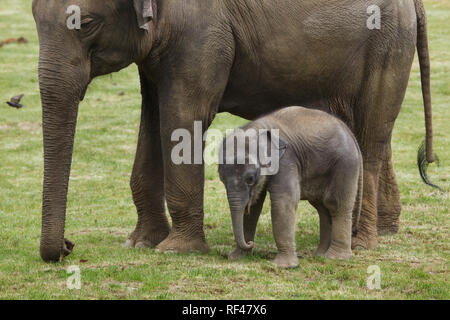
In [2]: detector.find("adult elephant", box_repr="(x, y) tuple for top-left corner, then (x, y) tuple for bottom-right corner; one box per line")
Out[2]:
(33, 0), (435, 262)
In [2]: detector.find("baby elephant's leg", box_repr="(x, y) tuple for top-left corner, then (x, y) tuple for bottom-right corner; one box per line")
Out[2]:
(229, 191), (267, 261)
(325, 207), (353, 260)
(310, 201), (332, 256)
(323, 190), (353, 259)
(321, 158), (359, 260)
(270, 190), (300, 268)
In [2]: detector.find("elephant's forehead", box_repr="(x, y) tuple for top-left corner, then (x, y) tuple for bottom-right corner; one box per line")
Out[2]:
(227, 176), (241, 188)
(33, 0), (111, 20)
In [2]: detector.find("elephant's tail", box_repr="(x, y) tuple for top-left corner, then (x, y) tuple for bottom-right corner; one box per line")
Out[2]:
(352, 147), (363, 236)
(414, 0), (440, 189)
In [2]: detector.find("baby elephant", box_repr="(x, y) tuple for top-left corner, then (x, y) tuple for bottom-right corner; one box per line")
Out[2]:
(218, 107), (362, 268)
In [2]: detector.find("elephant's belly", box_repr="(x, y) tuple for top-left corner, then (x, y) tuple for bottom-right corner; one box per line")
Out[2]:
(219, 15), (367, 118)
(219, 85), (320, 120)
(219, 59), (339, 120)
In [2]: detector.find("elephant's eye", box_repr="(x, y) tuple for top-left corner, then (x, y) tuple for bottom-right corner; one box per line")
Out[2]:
(78, 15), (103, 40)
(245, 175), (255, 186)
(81, 18), (94, 28)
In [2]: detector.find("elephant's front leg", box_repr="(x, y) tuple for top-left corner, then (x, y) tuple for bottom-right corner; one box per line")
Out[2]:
(270, 194), (300, 269)
(126, 71), (170, 248)
(156, 117), (212, 253)
(153, 28), (233, 253)
(155, 86), (230, 253)
(269, 172), (301, 268)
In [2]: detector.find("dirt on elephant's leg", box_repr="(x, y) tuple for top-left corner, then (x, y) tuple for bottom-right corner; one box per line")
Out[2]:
(377, 144), (402, 235)
(126, 71), (170, 249)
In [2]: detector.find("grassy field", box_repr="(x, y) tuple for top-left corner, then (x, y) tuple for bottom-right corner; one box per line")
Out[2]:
(0, 0), (448, 300)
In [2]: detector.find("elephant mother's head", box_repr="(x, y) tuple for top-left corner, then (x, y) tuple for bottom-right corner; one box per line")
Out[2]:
(32, 0), (155, 262)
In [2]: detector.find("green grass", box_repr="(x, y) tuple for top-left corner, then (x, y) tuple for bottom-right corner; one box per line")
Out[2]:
(0, 0), (448, 300)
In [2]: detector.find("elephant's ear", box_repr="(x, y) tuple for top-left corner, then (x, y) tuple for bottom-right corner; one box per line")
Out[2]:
(257, 129), (288, 176)
(133, 0), (154, 30)
(259, 129), (288, 160)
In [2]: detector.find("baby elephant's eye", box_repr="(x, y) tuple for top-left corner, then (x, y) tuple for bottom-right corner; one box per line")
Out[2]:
(245, 175), (255, 186)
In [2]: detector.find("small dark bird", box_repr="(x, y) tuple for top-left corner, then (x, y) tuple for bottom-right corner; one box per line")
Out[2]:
(17, 37), (29, 44)
(6, 94), (25, 109)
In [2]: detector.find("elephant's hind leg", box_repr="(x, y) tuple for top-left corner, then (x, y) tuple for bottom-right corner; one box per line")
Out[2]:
(350, 29), (414, 249)
(310, 201), (332, 257)
(320, 166), (356, 260)
(377, 142), (402, 235)
(325, 208), (353, 260)
(126, 70), (170, 249)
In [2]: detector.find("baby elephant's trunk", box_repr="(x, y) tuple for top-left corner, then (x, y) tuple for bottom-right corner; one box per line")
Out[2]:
(229, 199), (254, 251)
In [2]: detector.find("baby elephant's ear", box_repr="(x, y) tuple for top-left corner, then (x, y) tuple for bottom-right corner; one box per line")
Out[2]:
(260, 129), (289, 159)
(276, 135), (289, 159)
(133, 0), (154, 30)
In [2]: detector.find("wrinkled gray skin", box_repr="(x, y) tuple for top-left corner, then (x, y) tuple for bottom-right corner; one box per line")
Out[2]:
(219, 107), (363, 268)
(33, 0), (434, 262)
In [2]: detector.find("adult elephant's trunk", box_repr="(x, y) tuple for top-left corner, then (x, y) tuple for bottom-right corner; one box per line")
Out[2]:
(228, 196), (254, 251)
(38, 48), (89, 262)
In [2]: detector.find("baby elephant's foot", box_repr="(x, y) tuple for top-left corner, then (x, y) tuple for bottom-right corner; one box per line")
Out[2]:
(324, 246), (352, 260)
(272, 253), (299, 269)
(228, 247), (253, 261)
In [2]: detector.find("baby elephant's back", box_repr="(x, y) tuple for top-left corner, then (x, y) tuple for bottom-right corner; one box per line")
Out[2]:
(264, 106), (361, 167)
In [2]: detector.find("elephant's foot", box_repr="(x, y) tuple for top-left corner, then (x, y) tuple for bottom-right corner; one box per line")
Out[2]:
(228, 247), (253, 261)
(377, 202), (401, 236)
(125, 226), (170, 249)
(156, 231), (210, 254)
(377, 222), (399, 236)
(351, 231), (378, 250)
(313, 245), (330, 257)
(377, 212), (400, 236)
(323, 246), (352, 260)
(272, 253), (299, 269)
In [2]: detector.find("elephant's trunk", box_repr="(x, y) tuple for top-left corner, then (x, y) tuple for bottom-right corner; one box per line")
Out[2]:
(38, 49), (88, 262)
(228, 197), (254, 251)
